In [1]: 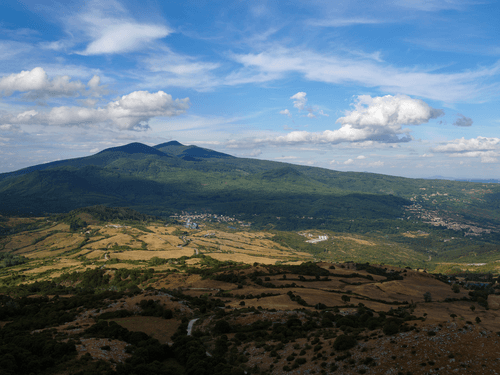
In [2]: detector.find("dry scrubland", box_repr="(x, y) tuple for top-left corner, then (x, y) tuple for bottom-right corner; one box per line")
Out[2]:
(1, 217), (500, 374)
(3, 262), (498, 375)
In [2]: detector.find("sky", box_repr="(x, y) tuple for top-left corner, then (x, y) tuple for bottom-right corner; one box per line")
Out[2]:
(1, 0), (500, 179)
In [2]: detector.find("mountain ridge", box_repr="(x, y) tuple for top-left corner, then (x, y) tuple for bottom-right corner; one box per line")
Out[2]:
(1, 141), (500, 251)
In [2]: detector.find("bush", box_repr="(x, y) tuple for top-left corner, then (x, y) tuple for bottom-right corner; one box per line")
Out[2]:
(333, 335), (357, 351)
(213, 319), (232, 335)
(423, 292), (432, 302)
(383, 321), (400, 336)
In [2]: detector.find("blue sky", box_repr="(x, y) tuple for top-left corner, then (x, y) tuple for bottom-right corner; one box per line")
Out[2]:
(1, 0), (500, 178)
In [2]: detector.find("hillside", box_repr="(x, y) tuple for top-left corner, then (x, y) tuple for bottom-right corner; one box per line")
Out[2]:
(1, 142), (500, 264)
(1, 210), (499, 375)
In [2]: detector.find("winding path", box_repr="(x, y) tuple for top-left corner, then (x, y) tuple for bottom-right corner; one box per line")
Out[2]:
(187, 318), (199, 336)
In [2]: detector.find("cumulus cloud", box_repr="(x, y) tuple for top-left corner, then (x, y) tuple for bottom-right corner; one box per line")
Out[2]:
(87, 75), (108, 96)
(432, 136), (500, 163)
(1, 90), (190, 131)
(289, 91), (326, 118)
(291, 92), (307, 110)
(344, 159), (354, 165)
(368, 161), (384, 167)
(453, 113), (473, 127)
(226, 94), (442, 148)
(338, 94), (444, 129)
(272, 94), (442, 145)
(0, 67), (86, 99)
(279, 109), (291, 117)
(431, 136), (500, 153)
(356, 155), (366, 159)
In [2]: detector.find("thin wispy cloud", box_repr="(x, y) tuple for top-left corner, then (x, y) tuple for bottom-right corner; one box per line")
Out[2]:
(230, 47), (500, 103)
(307, 17), (383, 27)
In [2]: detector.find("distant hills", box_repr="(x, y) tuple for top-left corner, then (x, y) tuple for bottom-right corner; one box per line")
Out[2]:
(425, 175), (500, 184)
(1, 141), (500, 242)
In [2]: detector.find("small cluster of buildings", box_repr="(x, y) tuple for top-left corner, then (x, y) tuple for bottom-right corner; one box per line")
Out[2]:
(170, 211), (251, 228)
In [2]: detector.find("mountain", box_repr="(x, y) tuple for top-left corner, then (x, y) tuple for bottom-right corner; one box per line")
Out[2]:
(1, 141), (500, 246)
(154, 141), (235, 160)
(97, 142), (169, 157)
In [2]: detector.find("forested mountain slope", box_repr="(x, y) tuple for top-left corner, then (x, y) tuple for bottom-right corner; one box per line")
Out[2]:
(0, 142), (499, 239)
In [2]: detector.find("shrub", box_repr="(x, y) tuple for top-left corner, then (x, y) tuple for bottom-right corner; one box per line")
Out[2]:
(383, 321), (400, 336)
(333, 335), (357, 351)
(423, 292), (432, 302)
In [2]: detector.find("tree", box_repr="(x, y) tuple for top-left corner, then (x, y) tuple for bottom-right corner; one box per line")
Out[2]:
(333, 335), (357, 351)
(423, 292), (432, 302)
(452, 284), (460, 293)
(470, 305), (476, 312)
(341, 295), (351, 303)
(450, 314), (457, 320)
(213, 319), (231, 335)
(475, 316), (481, 324)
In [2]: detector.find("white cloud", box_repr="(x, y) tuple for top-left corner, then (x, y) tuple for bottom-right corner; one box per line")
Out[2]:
(143, 50), (221, 91)
(275, 155), (298, 160)
(448, 151), (499, 164)
(87, 75), (108, 97)
(1, 90), (190, 131)
(480, 155), (498, 163)
(230, 47), (500, 102)
(337, 94), (444, 128)
(249, 149), (262, 157)
(368, 161), (384, 167)
(329, 159), (337, 165)
(344, 158), (354, 165)
(0, 67), (86, 99)
(394, 0), (469, 11)
(0, 124), (18, 131)
(420, 153), (434, 157)
(308, 18), (383, 27)
(72, 0), (171, 55)
(279, 109), (291, 117)
(290, 91), (323, 118)
(82, 23), (170, 55)
(431, 136), (500, 152)
(225, 94), (442, 148)
(291, 92), (307, 110)
(432, 137), (500, 163)
(318, 110), (329, 117)
(356, 155), (366, 159)
(90, 147), (99, 153)
(453, 113), (473, 127)
(0, 41), (33, 60)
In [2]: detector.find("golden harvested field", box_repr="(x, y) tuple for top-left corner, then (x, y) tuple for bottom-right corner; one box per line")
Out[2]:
(0, 219), (315, 281)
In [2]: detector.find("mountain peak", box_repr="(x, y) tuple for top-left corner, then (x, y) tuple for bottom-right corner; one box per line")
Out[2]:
(98, 142), (167, 157)
(155, 141), (184, 148)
